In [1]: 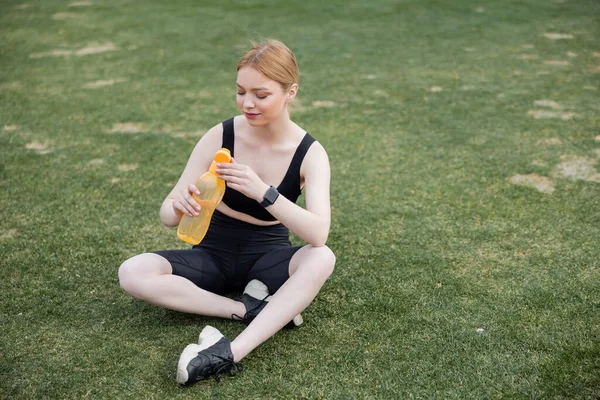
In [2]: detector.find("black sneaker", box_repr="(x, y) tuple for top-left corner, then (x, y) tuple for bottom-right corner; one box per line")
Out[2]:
(232, 279), (303, 328)
(176, 326), (242, 385)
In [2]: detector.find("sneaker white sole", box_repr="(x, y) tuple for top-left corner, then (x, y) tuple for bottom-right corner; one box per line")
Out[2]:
(176, 325), (223, 385)
(243, 279), (303, 328)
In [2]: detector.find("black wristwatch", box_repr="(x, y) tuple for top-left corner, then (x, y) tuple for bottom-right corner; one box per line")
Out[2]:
(259, 186), (279, 207)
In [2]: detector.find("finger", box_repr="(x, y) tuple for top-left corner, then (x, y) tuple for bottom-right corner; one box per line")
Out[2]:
(181, 197), (200, 216)
(174, 199), (195, 217)
(182, 188), (201, 208)
(216, 167), (238, 178)
(221, 175), (244, 185)
(188, 184), (200, 196)
(180, 189), (200, 215)
(226, 181), (243, 192)
(217, 161), (242, 170)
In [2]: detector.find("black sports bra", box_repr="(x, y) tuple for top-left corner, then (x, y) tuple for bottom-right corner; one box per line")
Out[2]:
(220, 117), (316, 221)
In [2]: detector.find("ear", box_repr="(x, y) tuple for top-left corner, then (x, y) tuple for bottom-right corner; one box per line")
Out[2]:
(287, 83), (299, 101)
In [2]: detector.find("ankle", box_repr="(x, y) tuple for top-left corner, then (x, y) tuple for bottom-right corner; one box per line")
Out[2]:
(229, 340), (243, 362)
(230, 299), (247, 321)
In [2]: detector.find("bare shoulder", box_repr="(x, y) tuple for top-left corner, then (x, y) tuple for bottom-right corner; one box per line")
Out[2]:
(197, 121), (224, 148)
(301, 139), (330, 176)
(306, 140), (329, 163)
(183, 121), (227, 174)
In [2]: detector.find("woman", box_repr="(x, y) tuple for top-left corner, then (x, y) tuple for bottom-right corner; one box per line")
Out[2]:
(118, 39), (335, 384)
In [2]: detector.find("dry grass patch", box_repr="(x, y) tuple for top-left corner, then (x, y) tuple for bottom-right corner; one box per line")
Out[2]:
(76, 43), (118, 56)
(288, 100), (340, 112)
(83, 78), (126, 89)
(0, 229), (18, 241)
(373, 90), (389, 97)
(107, 123), (148, 134)
(3, 125), (19, 132)
(52, 12), (78, 20)
(518, 54), (538, 60)
(543, 33), (574, 40)
(25, 141), (52, 154)
(509, 174), (555, 194)
(118, 163), (138, 171)
(170, 131), (204, 139)
(312, 100), (336, 108)
(552, 156), (600, 183)
(87, 158), (105, 166)
(428, 86), (443, 93)
(543, 60), (570, 66)
(537, 138), (563, 145)
(534, 100), (562, 109)
(69, 1), (93, 6)
(30, 50), (73, 58)
(527, 110), (578, 120)
(30, 43), (118, 59)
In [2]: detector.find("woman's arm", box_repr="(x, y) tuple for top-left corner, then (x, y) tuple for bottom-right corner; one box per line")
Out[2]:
(159, 124), (224, 227)
(217, 142), (331, 246)
(263, 143), (331, 246)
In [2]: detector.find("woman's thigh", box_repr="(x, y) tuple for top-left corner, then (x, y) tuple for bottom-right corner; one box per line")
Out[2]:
(152, 249), (228, 294)
(248, 245), (304, 294)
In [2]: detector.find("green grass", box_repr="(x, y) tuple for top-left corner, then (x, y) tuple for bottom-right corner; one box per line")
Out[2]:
(2, 0), (600, 398)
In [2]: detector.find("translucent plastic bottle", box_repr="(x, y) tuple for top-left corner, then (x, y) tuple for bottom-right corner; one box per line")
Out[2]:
(177, 148), (231, 245)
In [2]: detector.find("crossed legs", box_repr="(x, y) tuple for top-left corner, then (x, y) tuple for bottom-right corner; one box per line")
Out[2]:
(118, 253), (246, 319)
(118, 244), (336, 361)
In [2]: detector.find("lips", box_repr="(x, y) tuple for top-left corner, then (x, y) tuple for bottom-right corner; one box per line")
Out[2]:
(244, 112), (259, 119)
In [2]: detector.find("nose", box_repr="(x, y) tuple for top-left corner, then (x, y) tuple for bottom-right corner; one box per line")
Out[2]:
(243, 96), (255, 110)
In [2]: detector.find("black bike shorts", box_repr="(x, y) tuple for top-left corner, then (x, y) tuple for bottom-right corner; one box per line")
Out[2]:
(153, 210), (303, 295)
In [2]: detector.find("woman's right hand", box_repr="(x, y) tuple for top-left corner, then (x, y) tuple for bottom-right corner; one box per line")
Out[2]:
(172, 184), (201, 217)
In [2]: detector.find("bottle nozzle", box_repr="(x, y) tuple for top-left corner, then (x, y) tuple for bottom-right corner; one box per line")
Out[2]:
(209, 148), (231, 172)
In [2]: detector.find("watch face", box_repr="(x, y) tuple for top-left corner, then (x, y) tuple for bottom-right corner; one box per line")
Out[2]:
(262, 186), (279, 206)
(267, 187), (278, 202)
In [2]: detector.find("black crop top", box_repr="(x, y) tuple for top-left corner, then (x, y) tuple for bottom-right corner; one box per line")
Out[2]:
(220, 117), (316, 221)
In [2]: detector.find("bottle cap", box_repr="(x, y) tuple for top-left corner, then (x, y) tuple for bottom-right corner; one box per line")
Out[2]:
(209, 148), (232, 173)
(214, 148), (231, 163)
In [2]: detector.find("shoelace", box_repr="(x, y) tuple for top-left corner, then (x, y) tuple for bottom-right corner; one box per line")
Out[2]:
(211, 355), (243, 383)
(231, 294), (270, 322)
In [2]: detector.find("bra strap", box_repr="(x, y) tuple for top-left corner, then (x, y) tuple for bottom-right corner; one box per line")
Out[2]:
(221, 117), (235, 157)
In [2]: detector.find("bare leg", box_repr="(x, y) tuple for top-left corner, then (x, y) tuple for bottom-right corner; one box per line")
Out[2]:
(118, 253), (245, 318)
(229, 245), (336, 361)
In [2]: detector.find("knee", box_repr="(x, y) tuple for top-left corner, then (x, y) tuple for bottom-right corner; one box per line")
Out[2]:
(118, 253), (162, 296)
(118, 257), (140, 294)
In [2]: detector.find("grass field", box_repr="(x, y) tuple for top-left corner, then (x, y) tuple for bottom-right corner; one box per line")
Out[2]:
(1, 0), (599, 398)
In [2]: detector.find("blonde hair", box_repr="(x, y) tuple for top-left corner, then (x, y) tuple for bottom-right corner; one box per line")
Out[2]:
(237, 40), (299, 91)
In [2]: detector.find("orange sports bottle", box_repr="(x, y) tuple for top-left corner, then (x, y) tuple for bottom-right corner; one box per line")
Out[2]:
(177, 148), (232, 245)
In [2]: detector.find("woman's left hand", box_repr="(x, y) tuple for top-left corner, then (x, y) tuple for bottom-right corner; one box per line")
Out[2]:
(216, 158), (269, 202)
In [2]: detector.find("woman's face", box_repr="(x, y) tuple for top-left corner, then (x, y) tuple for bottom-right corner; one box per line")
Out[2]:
(236, 67), (292, 126)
